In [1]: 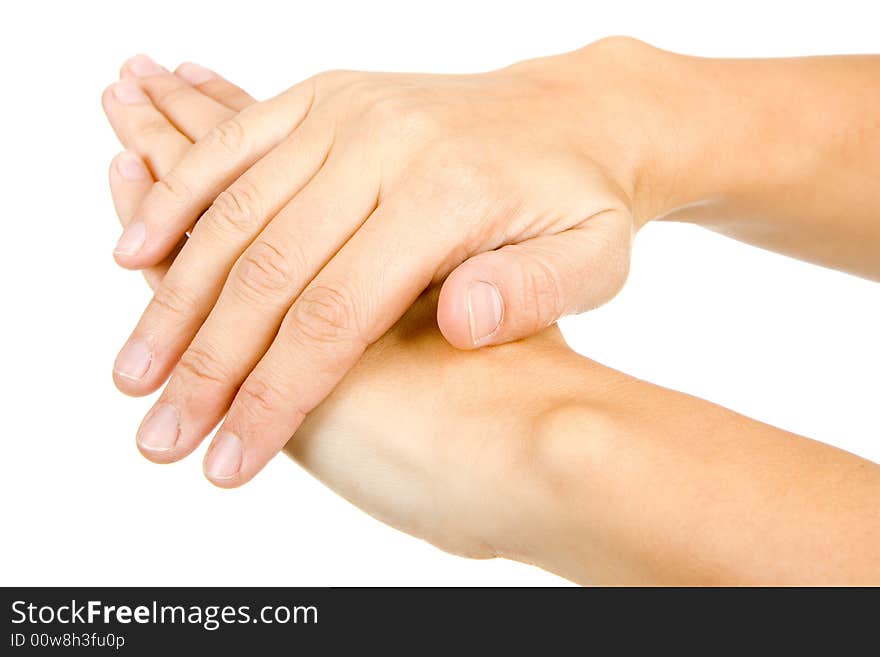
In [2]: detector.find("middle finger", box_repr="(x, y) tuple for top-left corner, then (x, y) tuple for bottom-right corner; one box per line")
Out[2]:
(111, 106), (336, 397)
(135, 143), (379, 460)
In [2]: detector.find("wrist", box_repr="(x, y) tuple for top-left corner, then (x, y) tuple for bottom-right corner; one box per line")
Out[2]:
(618, 49), (861, 229)
(513, 37), (691, 228)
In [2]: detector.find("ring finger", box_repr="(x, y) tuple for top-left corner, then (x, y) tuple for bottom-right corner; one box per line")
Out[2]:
(135, 143), (379, 460)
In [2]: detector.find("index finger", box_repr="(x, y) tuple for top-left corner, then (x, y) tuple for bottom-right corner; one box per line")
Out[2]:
(112, 80), (317, 269)
(202, 191), (464, 486)
(175, 62), (256, 112)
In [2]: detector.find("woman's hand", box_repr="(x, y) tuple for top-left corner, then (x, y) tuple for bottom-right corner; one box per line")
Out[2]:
(108, 37), (663, 487)
(101, 66), (583, 560)
(105, 56), (880, 585)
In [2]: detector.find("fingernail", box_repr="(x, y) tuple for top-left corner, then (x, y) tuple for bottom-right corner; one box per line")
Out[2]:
(126, 54), (164, 77)
(137, 404), (179, 452)
(114, 339), (152, 380)
(116, 153), (148, 181)
(176, 62), (214, 85)
(112, 80), (148, 105)
(205, 432), (243, 480)
(114, 221), (146, 256)
(467, 281), (503, 345)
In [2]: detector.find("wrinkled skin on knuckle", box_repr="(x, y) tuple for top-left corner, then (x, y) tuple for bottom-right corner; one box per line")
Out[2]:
(177, 343), (231, 387)
(150, 280), (199, 319)
(203, 117), (246, 156)
(289, 284), (361, 348)
(206, 181), (262, 235)
(236, 375), (286, 417)
(233, 239), (295, 304)
(154, 170), (194, 205)
(519, 248), (565, 328)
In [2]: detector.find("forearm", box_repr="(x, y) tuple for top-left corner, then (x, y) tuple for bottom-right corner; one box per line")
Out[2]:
(285, 290), (879, 584)
(638, 46), (880, 279)
(516, 362), (880, 585)
(502, 42), (880, 581)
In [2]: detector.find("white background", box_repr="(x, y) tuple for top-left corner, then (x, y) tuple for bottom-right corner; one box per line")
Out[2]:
(1, 0), (878, 586)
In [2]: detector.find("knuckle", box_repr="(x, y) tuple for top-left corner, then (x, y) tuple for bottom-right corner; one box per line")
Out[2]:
(288, 283), (360, 346)
(589, 35), (644, 57)
(236, 376), (285, 415)
(311, 70), (374, 110)
(233, 239), (296, 303)
(150, 281), (199, 319)
(357, 86), (437, 140)
(312, 69), (355, 91)
(340, 76), (371, 93)
(206, 180), (263, 235)
(367, 95), (418, 133)
(204, 117), (246, 155)
(397, 103), (438, 136)
(519, 250), (564, 328)
(177, 344), (230, 386)
(154, 170), (193, 205)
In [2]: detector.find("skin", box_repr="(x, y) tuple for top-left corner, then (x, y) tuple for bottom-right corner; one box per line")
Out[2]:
(103, 59), (880, 584)
(106, 39), (880, 489)
(108, 40), (641, 486)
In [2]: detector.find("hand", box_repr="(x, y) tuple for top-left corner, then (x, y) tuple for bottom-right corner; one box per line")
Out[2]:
(101, 68), (582, 560)
(108, 38), (663, 487)
(108, 157), (880, 584)
(105, 58), (880, 585)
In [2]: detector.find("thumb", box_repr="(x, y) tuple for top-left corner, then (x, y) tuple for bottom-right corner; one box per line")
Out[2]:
(437, 210), (633, 349)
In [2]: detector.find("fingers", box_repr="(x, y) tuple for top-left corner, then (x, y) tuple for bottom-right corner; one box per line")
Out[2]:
(102, 77), (191, 179)
(120, 55), (239, 142)
(109, 151), (153, 222)
(109, 151), (169, 289)
(437, 210), (633, 349)
(112, 80), (318, 270)
(112, 111), (336, 397)
(106, 59), (253, 290)
(175, 62), (255, 112)
(132, 151), (379, 463)
(203, 193), (451, 487)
